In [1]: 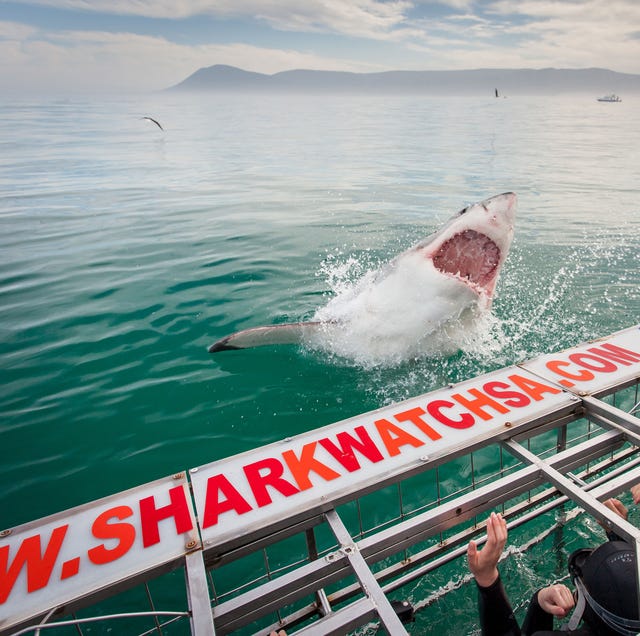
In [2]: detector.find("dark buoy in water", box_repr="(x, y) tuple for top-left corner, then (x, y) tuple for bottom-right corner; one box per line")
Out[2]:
(142, 116), (164, 131)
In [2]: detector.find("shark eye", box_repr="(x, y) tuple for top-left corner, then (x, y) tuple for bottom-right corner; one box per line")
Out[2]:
(458, 206), (468, 215)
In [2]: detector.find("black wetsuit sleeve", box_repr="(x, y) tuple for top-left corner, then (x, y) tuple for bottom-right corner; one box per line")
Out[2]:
(520, 589), (554, 635)
(476, 575), (521, 636)
(606, 529), (624, 542)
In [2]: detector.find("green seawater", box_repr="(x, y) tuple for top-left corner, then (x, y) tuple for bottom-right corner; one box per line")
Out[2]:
(1, 92), (640, 634)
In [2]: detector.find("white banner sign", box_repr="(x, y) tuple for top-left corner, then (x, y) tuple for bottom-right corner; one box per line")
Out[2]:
(0, 474), (198, 632)
(521, 325), (640, 396)
(190, 366), (575, 550)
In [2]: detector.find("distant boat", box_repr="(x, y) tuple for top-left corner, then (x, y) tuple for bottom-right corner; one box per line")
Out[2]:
(597, 94), (621, 102)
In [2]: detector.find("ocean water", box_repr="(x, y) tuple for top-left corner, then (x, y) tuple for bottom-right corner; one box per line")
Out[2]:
(1, 91), (640, 633)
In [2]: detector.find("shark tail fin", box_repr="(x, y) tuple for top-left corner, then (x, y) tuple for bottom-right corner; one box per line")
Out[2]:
(208, 321), (323, 352)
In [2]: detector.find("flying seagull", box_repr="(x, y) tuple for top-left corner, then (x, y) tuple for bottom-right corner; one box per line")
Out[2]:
(142, 116), (164, 131)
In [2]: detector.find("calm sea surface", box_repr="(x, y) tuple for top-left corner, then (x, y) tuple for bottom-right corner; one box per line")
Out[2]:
(1, 92), (640, 633)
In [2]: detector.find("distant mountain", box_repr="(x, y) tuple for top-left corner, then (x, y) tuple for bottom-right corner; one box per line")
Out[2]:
(169, 65), (640, 95)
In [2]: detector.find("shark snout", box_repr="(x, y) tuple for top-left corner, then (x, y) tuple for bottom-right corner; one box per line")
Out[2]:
(481, 192), (516, 234)
(485, 191), (516, 214)
(487, 192), (518, 223)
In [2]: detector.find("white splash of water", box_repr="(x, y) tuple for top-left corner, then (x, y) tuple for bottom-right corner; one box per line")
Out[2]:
(306, 224), (639, 403)
(309, 248), (486, 368)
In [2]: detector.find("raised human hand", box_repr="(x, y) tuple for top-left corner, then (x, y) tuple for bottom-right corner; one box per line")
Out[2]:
(537, 584), (575, 617)
(467, 512), (507, 588)
(603, 497), (628, 520)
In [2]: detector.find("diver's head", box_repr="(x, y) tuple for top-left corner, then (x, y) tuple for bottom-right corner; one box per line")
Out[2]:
(569, 541), (639, 635)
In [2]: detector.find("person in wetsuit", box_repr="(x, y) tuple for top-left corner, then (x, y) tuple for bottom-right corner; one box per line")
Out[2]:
(468, 510), (640, 635)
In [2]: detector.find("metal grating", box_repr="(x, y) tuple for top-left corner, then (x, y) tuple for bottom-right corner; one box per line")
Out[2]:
(3, 326), (640, 635)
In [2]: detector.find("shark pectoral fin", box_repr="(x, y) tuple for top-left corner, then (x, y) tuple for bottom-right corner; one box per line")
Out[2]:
(208, 322), (323, 353)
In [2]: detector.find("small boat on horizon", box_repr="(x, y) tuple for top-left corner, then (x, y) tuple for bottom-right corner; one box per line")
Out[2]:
(597, 93), (622, 102)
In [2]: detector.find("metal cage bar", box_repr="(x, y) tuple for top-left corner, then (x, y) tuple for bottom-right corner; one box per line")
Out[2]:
(4, 327), (640, 636)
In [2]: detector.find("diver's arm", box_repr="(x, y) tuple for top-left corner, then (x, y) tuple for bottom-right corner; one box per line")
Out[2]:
(476, 575), (521, 636)
(521, 590), (552, 635)
(469, 513), (520, 635)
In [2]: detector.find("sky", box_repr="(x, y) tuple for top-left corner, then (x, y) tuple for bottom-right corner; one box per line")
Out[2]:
(1, 0), (640, 93)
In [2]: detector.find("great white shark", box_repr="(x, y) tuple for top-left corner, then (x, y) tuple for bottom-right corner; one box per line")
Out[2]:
(209, 192), (516, 363)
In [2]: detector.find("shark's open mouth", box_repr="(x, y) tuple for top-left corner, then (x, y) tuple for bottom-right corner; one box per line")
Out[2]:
(432, 230), (500, 289)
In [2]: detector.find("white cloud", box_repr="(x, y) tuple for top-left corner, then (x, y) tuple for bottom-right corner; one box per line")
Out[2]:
(0, 20), (39, 39)
(250, 0), (413, 38)
(488, 0), (640, 21)
(487, 0), (640, 43)
(2, 0), (639, 93)
(484, 0), (640, 72)
(3, 0), (208, 19)
(393, 0), (640, 73)
(0, 28), (383, 93)
(6, 0), (416, 31)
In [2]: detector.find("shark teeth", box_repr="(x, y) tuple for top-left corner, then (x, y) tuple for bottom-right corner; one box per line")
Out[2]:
(431, 230), (500, 289)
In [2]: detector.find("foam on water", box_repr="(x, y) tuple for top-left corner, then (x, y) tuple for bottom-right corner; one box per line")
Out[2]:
(307, 248), (487, 367)
(311, 232), (508, 356)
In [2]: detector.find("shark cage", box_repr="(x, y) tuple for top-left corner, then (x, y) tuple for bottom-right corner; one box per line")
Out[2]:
(3, 325), (640, 636)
